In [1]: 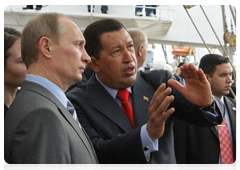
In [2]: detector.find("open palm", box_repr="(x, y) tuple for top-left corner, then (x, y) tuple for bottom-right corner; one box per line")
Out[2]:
(168, 63), (212, 107)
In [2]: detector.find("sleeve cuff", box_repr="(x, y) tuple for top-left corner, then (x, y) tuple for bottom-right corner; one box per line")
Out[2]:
(140, 124), (158, 156)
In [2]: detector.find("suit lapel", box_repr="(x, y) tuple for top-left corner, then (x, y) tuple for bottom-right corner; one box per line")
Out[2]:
(224, 96), (236, 159)
(210, 126), (218, 138)
(55, 97), (98, 163)
(132, 74), (155, 127)
(86, 75), (134, 132)
(22, 81), (97, 162)
(22, 81), (87, 143)
(86, 74), (155, 131)
(211, 97), (238, 142)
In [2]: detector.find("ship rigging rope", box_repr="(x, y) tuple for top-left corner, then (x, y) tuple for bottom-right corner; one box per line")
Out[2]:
(183, 6), (211, 53)
(199, 5), (236, 76)
(233, 5), (238, 19)
(183, 5), (236, 99)
(229, 5), (236, 26)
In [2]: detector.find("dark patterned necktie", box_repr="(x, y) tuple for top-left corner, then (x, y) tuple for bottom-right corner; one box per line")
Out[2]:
(67, 100), (81, 129)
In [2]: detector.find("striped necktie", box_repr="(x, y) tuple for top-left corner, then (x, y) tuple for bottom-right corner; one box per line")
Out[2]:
(67, 100), (81, 129)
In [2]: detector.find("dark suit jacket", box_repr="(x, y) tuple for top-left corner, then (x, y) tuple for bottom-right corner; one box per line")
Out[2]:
(173, 96), (236, 164)
(173, 74), (180, 82)
(67, 70), (224, 164)
(4, 80), (98, 164)
(4, 103), (8, 118)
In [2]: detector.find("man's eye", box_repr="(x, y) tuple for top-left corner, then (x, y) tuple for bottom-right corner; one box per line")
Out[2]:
(114, 50), (120, 53)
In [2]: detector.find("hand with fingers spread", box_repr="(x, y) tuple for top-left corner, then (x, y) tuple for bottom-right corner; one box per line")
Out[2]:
(147, 83), (175, 141)
(168, 63), (212, 107)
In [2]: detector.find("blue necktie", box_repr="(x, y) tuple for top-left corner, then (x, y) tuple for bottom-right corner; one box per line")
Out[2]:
(67, 100), (81, 129)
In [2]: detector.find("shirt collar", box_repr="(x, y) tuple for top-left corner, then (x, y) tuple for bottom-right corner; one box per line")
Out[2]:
(220, 96), (225, 105)
(26, 74), (68, 107)
(95, 74), (132, 99)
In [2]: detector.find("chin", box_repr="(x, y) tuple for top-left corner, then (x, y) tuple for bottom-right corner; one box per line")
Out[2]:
(126, 76), (137, 87)
(74, 75), (82, 83)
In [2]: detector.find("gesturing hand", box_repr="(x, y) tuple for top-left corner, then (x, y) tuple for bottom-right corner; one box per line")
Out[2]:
(168, 63), (212, 107)
(147, 83), (175, 141)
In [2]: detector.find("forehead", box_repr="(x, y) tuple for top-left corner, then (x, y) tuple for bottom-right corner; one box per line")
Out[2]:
(215, 63), (232, 73)
(59, 17), (84, 39)
(100, 28), (132, 48)
(8, 38), (21, 54)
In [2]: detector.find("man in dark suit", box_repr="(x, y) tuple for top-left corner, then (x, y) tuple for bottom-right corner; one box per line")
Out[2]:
(174, 62), (187, 86)
(4, 13), (98, 164)
(173, 54), (236, 164)
(67, 19), (224, 164)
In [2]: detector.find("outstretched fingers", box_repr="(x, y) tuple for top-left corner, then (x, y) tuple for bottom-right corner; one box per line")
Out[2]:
(149, 83), (172, 116)
(180, 63), (200, 80)
(198, 68), (208, 83)
(156, 95), (175, 122)
(147, 95), (175, 141)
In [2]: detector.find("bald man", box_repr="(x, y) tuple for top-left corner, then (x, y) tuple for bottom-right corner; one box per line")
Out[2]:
(127, 28), (148, 68)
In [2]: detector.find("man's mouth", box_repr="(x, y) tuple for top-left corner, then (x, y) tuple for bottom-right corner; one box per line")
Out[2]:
(124, 65), (135, 75)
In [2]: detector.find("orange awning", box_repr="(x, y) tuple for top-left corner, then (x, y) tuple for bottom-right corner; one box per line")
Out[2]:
(172, 46), (195, 56)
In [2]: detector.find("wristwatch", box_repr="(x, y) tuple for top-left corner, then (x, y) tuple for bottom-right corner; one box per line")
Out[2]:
(199, 97), (215, 112)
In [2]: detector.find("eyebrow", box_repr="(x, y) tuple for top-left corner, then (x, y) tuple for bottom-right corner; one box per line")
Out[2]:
(111, 40), (133, 49)
(127, 40), (133, 45)
(219, 71), (232, 75)
(74, 39), (85, 45)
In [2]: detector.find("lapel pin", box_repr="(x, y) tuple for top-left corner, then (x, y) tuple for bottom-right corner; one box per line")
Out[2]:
(143, 96), (149, 101)
(232, 107), (236, 111)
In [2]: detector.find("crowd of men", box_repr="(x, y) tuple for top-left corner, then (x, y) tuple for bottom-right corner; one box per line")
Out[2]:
(4, 12), (235, 164)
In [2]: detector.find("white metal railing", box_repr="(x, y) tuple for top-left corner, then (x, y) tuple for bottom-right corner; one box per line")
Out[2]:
(5, 5), (175, 35)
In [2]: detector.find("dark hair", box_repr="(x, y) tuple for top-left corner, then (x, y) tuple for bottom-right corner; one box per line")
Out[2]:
(4, 27), (21, 66)
(84, 19), (126, 59)
(177, 62), (186, 68)
(199, 54), (229, 77)
(21, 12), (70, 68)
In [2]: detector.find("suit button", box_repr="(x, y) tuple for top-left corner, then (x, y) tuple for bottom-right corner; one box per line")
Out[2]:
(144, 146), (149, 151)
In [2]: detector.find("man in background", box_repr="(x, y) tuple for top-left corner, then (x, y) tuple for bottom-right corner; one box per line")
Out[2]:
(173, 54), (236, 164)
(127, 28), (148, 69)
(174, 62), (187, 86)
(4, 12), (98, 164)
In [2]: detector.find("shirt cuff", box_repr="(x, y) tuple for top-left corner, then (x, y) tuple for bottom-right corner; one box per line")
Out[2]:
(140, 124), (158, 156)
(200, 103), (219, 122)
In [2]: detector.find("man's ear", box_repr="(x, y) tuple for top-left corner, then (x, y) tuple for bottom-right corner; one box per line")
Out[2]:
(137, 45), (143, 57)
(88, 57), (100, 73)
(39, 37), (52, 59)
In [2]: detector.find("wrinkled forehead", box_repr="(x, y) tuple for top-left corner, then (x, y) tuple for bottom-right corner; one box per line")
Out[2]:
(100, 28), (132, 47)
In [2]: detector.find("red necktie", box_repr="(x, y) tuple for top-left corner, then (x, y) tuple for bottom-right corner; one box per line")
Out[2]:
(117, 90), (135, 128)
(217, 117), (234, 164)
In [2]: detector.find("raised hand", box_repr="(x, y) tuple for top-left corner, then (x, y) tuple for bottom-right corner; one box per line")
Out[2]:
(147, 83), (175, 141)
(168, 63), (212, 107)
